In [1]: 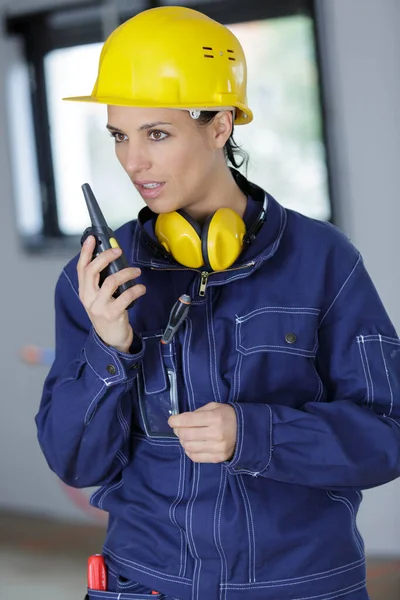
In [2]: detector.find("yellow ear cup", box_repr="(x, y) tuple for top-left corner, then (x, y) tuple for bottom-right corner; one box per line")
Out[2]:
(206, 208), (246, 271)
(155, 212), (204, 268)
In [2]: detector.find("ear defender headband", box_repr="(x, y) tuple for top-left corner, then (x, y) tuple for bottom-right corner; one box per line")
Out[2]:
(138, 170), (268, 271)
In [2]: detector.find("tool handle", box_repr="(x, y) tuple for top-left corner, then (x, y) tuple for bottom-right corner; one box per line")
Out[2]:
(161, 294), (191, 344)
(87, 554), (107, 591)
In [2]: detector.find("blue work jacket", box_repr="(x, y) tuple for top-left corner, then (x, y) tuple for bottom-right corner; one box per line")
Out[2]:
(36, 173), (400, 600)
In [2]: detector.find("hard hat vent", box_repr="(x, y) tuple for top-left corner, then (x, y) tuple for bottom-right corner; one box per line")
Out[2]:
(203, 46), (214, 58)
(202, 46), (237, 61)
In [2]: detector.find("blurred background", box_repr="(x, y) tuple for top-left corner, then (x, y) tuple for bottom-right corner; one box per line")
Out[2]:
(0, 0), (399, 598)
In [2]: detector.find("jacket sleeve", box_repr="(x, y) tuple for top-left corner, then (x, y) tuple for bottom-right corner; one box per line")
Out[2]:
(35, 267), (145, 488)
(225, 253), (400, 491)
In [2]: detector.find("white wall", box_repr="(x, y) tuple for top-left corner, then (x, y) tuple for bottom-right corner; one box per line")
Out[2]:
(0, 0), (399, 550)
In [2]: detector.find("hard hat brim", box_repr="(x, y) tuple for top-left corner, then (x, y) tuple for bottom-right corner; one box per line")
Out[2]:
(62, 95), (253, 125)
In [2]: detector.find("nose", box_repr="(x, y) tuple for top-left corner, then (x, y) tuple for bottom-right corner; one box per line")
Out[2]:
(119, 141), (152, 177)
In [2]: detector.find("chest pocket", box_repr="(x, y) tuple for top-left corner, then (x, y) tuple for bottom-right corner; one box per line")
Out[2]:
(236, 307), (320, 357)
(136, 330), (178, 439)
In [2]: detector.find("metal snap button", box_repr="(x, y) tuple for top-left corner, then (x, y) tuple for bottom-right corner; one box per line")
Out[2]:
(106, 364), (116, 375)
(285, 333), (297, 344)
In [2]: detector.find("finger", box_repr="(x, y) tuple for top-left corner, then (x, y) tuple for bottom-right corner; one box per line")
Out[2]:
(184, 451), (228, 464)
(180, 440), (224, 454)
(169, 411), (214, 429)
(85, 247), (123, 277)
(175, 427), (216, 443)
(78, 243), (122, 300)
(100, 267), (142, 298)
(107, 284), (147, 313)
(77, 235), (96, 272)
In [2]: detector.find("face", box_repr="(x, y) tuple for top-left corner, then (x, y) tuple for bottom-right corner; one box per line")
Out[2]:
(106, 106), (232, 217)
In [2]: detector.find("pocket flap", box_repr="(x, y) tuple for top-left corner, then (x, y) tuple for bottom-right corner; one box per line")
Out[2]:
(236, 307), (320, 356)
(141, 332), (168, 394)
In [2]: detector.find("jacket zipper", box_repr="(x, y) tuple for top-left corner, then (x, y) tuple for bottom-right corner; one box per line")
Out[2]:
(150, 262), (255, 298)
(199, 272), (209, 297)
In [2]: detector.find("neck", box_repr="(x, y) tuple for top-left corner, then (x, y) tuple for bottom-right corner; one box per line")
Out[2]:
(184, 165), (247, 224)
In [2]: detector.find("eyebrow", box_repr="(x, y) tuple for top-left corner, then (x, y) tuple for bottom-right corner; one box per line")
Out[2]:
(106, 121), (173, 133)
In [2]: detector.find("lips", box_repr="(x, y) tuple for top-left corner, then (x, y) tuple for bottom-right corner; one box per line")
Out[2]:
(133, 181), (165, 200)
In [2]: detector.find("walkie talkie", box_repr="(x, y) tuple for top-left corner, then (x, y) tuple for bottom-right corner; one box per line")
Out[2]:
(80, 183), (137, 308)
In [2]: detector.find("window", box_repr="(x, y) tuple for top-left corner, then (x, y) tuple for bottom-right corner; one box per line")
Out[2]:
(6, 0), (330, 246)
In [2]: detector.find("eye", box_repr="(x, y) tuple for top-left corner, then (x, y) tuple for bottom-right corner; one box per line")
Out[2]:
(149, 129), (168, 142)
(110, 131), (128, 143)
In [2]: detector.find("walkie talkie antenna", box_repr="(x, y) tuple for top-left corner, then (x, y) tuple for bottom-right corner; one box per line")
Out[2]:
(82, 183), (108, 229)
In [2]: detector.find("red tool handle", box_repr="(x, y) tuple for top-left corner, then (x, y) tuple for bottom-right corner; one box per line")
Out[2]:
(88, 554), (107, 591)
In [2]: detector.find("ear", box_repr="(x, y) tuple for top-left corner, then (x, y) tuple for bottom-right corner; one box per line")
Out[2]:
(210, 111), (233, 150)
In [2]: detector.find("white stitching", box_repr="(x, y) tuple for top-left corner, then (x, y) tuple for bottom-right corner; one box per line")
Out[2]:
(221, 557), (364, 587)
(379, 334), (394, 416)
(168, 445), (186, 578)
(166, 341), (187, 578)
(98, 480), (123, 510)
(232, 403), (245, 468)
(236, 354), (243, 403)
(92, 331), (126, 385)
(116, 450), (128, 467)
(182, 319), (202, 599)
(232, 350), (242, 403)
(311, 360), (324, 402)
(84, 383), (106, 426)
(319, 255), (361, 326)
(385, 415), (400, 428)
(259, 405), (273, 473)
(117, 401), (130, 440)
(103, 546), (192, 584)
(361, 335), (400, 344)
(221, 581), (366, 599)
(237, 343), (316, 357)
(215, 468), (228, 600)
(83, 347), (106, 382)
(186, 463), (201, 600)
(62, 269), (81, 300)
(357, 337), (370, 407)
(237, 307), (320, 323)
(207, 290), (222, 403)
(360, 336), (374, 407)
(330, 491), (364, 553)
(326, 491), (364, 555)
(232, 322), (241, 402)
(237, 475), (256, 583)
(131, 433), (180, 446)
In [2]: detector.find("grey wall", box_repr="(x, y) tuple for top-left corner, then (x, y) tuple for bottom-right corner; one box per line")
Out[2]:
(0, 0), (399, 550)
(316, 0), (400, 554)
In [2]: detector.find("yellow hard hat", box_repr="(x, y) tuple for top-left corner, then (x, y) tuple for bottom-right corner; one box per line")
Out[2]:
(64, 6), (253, 125)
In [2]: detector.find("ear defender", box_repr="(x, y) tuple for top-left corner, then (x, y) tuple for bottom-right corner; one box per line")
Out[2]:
(154, 208), (246, 271)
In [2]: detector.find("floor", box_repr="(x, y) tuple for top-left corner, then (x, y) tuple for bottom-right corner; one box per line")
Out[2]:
(1, 511), (399, 599)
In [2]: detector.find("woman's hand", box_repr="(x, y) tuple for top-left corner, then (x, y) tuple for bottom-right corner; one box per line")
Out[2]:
(169, 403), (237, 463)
(77, 235), (146, 352)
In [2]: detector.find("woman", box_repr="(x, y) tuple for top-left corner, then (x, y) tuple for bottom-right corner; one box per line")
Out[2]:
(36, 6), (400, 600)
